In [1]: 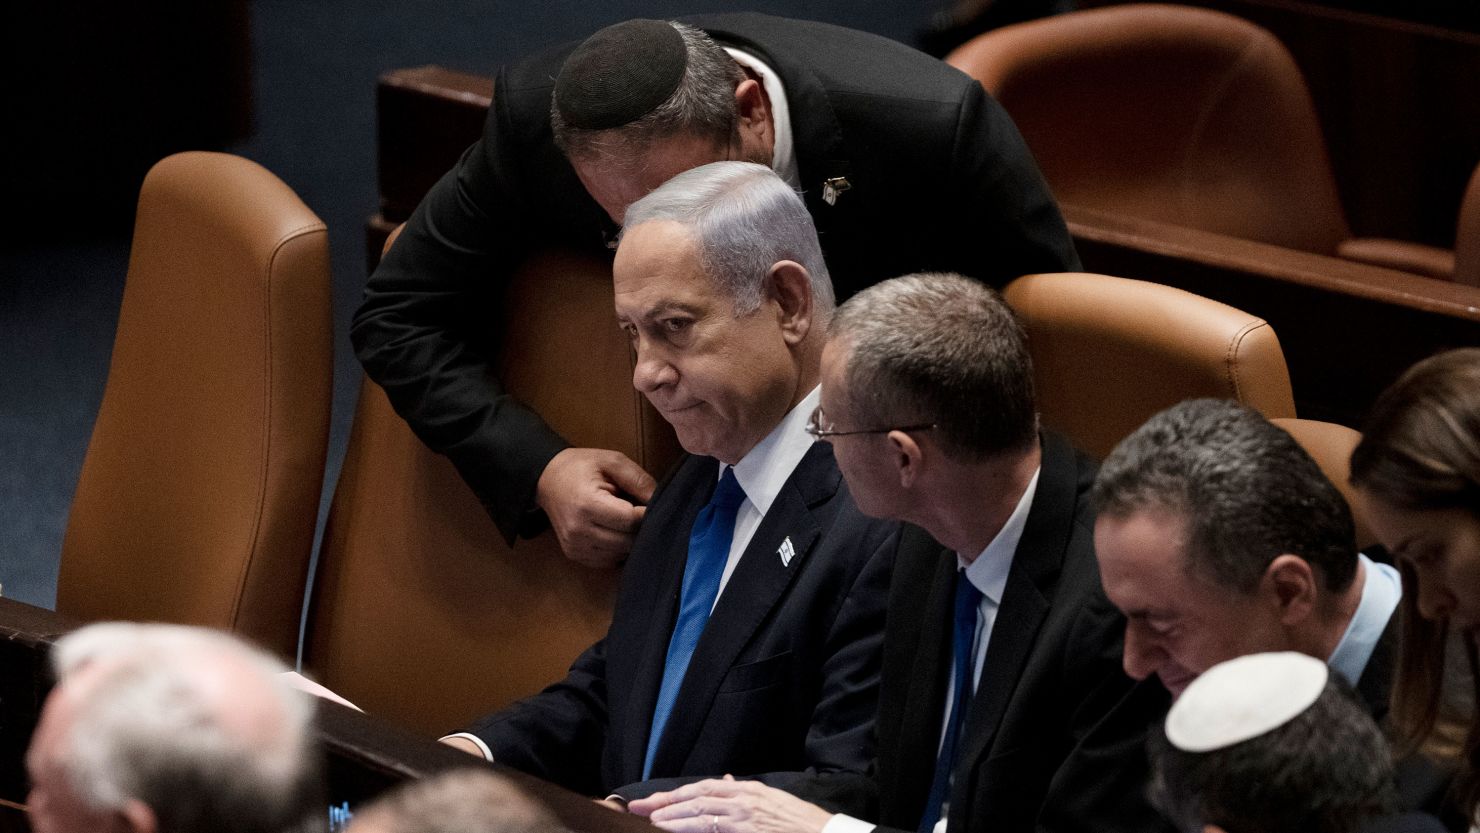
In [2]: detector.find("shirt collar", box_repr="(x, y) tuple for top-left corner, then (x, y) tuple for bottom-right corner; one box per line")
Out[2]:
(724, 47), (799, 189)
(725, 386), (820, 517)
(957, 467), (1042, 606)
(1328, 553), (1402, 686)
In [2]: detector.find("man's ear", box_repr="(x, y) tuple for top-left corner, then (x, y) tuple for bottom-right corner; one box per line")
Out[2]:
(119, 799), (157, 833)
(1262, 554), (1318, 626)
(887, 430), (925, 489)
(734, 78), (774, 158)
(767, 261), (813, 345)
(1204, 826), (1229, 833)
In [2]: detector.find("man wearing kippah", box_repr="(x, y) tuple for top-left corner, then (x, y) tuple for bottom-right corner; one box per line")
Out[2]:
(352, 15), (1078, 567)
(1149, 652), (1446, 833)
(1091, 400), (1454, 824)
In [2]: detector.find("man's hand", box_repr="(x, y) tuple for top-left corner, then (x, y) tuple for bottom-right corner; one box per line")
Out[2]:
(536, 448), (656, 568)
(629, 776), (832, 833)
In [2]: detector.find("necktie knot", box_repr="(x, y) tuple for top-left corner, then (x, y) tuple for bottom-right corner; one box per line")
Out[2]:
(710, 467), (746, 513)
(954, 569), (983, 622)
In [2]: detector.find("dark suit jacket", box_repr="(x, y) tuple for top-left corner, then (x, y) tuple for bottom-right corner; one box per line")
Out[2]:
(863, 432), (1169, 833)
(466, 443), (898, 804)
(351, 12), (1079, 541)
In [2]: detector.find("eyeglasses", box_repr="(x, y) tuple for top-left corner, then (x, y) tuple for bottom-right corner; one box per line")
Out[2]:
(805, 406), (938, 440)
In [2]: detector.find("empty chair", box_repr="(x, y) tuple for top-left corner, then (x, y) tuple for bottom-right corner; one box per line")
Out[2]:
(1003, 272), (1296, 459)
(58, 151), (332, 661)
(1331, 160), (1480, 282)
(303, 238), (682, 737)
(948, 4), (1351, 255)
(1269, 417), (1377, 551)
(1455, 163), (1480, 286)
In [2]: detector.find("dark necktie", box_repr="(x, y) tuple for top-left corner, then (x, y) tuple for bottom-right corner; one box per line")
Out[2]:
(643, 467), (747, 778)
(918, 568), (983, 833)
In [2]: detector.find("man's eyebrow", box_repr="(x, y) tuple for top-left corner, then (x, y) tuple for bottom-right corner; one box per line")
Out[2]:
(633, 301), (704, 322)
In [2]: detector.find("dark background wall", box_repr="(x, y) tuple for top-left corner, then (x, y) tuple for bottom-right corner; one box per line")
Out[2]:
(0, 0), (939, 609)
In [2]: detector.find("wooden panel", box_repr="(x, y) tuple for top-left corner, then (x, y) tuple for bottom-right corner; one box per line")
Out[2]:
(1066, 204), (1480, 427)
(377, 66), (493, 224)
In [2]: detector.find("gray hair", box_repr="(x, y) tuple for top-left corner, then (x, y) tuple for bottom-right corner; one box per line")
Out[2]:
(829, 273), (1037, 460)
(50, 622), (323, 833)
(1093, 399), (1358, 594)
(621, 160), (834, 317)
(552, 21), (744, 167)
(350, 769), (573, 833)
(1149, 672), (1396, 833)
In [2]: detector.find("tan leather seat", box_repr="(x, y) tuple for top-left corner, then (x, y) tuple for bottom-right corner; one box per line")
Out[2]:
(57, 152), (332, 661)
(948, 4), (1350, 255)
(1269, 418), (1376, 552)
(1454, 163), (1480, 287)
(1003, 272), (1296, 459)
(303, 235), (682, 737)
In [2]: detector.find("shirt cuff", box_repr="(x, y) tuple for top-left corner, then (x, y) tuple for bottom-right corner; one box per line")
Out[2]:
(823, 814), (876, 833)
(439, 732), (494, 762)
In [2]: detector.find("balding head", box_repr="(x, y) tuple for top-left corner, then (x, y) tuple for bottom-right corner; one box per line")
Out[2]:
(26, 623), (323, 833)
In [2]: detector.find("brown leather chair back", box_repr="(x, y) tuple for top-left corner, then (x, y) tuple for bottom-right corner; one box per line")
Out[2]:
(1004, 272), (1297, 459)
(303, 239), (681, 737)
(1455, 163), (1480, 287)
(1269, 417), (1376, 552)
(57, 152), (332, 661)
(948, 3), (1350, 254)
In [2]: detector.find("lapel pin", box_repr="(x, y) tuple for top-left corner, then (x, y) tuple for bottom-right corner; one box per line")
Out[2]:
(778, 537), (796, 567)
(821, 177), (851, 206)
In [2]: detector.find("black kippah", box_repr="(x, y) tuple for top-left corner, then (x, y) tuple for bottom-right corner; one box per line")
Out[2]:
(555, 19), (688, 130)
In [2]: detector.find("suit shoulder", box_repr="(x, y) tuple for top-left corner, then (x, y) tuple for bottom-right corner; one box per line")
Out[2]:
(689, 12), (975, 106)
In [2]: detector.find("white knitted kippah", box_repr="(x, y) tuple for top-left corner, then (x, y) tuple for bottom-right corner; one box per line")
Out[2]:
(1165, 651), (1329, 753)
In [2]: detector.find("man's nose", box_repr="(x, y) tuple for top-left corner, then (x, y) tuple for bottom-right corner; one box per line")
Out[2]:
(632, 347), (677, 394)
(1121, 621), (1161, 682)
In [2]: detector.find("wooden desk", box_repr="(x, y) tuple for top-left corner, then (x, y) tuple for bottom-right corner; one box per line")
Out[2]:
(0, 598), (653, 832)
(1066, 204), (1480, 426)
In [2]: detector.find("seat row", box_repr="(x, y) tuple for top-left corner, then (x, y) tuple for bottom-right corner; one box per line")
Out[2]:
(55, 150), (1373, 738)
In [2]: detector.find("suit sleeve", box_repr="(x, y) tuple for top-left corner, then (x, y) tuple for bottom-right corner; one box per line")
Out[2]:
(942, 80), (1082, 282)
(1034, 593), (1173, 833)
(610, 527), (898, 814)
(350, 76), (570, 544)
(463, 637), (611, 797)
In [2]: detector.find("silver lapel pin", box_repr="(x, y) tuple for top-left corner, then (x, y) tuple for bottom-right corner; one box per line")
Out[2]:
(822, 176), (852, 206)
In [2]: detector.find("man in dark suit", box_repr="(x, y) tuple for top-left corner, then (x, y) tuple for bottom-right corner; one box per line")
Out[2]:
(1092, 399), (1461, 826)
(352, 15), (1078, 569)
(630, 273), (1168, 833)
(1091, 400), (1401, 702)
(440, 162), (897, 806)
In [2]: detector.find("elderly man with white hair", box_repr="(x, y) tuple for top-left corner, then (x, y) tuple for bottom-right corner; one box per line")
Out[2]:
(24, 622), (324, 833)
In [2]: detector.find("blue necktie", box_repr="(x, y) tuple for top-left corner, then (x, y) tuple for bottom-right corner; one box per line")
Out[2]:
(918, 569), (983, 833)
(643, 467), (747, 778)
